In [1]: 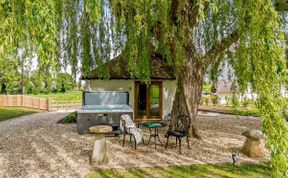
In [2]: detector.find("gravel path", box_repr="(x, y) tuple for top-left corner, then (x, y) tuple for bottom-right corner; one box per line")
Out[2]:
(0, 112), (269, 178)
(0, 112), (95, 178)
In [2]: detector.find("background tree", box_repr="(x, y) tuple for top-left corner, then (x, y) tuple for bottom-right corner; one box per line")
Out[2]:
(0, 0), (63, 94)
(55, 73), (76, 92)
(0, 58), (22, 94)
(0, 0), (287, 176)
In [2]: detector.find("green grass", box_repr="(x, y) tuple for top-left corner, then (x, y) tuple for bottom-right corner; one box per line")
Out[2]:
(232, 108), (259, 117)
(87, 163), (271, 178)
(203, 84), (212, 93)
(199, 105), (259, 117)
(28, 91), (82, 102)
(150, 85), (160, 104)
(0, 107), (40, 122)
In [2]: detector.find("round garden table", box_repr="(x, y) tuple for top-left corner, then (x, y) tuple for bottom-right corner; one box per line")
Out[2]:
(142, 122), (167, 150)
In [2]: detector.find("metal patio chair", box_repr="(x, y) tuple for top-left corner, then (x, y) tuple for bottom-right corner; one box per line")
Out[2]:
(165, 115), (191, 154)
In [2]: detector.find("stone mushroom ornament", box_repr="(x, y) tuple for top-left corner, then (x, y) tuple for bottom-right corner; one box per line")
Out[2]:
(241, 129), (267, 158)
(89, 125), (112, 166)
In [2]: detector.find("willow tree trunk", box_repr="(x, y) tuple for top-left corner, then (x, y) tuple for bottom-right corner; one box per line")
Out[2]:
(171, 57), (206, 139)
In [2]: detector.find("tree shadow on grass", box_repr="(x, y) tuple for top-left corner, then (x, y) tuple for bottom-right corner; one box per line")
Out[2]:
(87, 163), (271, 178)
(212, 163), (271, 177)
(142, 163), (269, 178)
(128, 168), (156, 178)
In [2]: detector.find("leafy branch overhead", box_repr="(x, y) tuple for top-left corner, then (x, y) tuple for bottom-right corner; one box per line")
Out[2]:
(0, 0), (287, 177)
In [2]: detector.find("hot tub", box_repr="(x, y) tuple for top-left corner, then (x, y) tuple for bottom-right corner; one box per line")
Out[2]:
(77, 91), (133, 134)
(78, 105), (133, 114)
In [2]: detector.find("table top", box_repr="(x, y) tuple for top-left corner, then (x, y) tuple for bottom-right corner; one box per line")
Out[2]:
(142, 122), (167, 128)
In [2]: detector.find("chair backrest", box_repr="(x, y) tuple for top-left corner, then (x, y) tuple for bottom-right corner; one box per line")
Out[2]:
(120, 119), (129, 133)
(83, 91), (129, 105)
(120, 114), (135, 133)
(176, 115), (191, 133)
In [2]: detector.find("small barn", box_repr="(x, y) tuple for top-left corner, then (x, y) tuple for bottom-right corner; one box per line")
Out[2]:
(81, 53), (176, 122)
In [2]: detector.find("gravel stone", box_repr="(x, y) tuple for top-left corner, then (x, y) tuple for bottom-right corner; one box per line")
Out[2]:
(0, 112), (269, 177)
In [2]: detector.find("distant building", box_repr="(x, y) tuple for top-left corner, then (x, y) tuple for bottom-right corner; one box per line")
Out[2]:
(82, 52), (176, 122)
(215, 81), (233, 95)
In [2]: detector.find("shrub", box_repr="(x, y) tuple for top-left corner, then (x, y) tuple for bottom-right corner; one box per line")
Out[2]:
(211, 95), (219, 106)
(64, 112), (77, 123)
(202, 97), (209, 106)
(56, 73), (76, 92)
(231, 94), (239, 106)
(204, 98), (209, 106)
(242, 96), (250, 108)
(225, 96), (230, 106)
(200, 98), (204, 105)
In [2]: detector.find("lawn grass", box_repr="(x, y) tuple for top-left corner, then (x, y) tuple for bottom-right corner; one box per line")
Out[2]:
(232, 108), (259, 117)
(0, 107), (40, 122)
(28, 91), (82, 102)
(87, 163), (270, 178)
(199, 105), (259, 117)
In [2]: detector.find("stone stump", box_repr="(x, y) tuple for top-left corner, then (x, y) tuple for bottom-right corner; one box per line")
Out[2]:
(241, 129), (266, 158)
(89, 125), (112, 166)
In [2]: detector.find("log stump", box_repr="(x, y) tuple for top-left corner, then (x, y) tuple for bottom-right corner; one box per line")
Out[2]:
(89, 125), (112, 166)
(241, 129), (266, 158)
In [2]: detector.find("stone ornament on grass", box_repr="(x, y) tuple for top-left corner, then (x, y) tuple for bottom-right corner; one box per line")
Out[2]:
(89, 125), (112, 166)
(241, 129), (266, 158)
(242, 130), (267, 140)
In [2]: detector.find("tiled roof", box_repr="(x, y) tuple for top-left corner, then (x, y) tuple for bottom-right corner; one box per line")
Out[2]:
(82, 53), (176, 80)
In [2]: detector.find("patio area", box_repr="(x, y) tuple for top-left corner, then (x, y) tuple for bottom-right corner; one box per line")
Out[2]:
(103, 113), (269, 169)
(0, 112), (269, 178)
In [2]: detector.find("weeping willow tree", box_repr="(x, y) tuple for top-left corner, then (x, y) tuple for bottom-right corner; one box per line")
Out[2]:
(0, 0), (63, 92)
(0, 0), (288, 177)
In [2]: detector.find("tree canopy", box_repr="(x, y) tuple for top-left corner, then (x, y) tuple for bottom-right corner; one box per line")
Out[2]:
(0, 0), (287, 177)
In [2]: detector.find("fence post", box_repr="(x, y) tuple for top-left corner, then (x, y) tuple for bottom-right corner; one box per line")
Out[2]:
(21, 95), (23, 107)
(46, 98), (50, 112)
(38, 98), (41, 110)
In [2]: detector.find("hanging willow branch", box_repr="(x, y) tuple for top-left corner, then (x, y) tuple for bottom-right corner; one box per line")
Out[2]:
(0, 0), (287, 176)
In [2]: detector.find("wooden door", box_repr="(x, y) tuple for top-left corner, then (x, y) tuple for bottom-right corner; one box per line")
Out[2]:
(134, 81), (163, 121)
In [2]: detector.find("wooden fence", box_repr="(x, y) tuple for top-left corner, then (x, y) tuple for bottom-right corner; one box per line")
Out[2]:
(50, 100), (82, 111)
(0, 95), (83, 111)
(0, 95), (50, 111)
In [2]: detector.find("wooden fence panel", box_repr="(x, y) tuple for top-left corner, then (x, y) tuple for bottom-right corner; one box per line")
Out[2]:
(0, 95), (50, 111)
(0, 95), (22, 106)
(0, 95), (83, 111)
(50, 101), (82, 111)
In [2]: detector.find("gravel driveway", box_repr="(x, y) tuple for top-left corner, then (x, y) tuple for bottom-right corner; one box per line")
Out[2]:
(0, 112), (95, 178)
(0, 112), (269, 178)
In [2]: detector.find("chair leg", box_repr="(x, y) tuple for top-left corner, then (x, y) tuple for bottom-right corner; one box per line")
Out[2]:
(186, 136), (190, 149)
(130, 134), (132, 143)
(179, 138), (182, 154)
(134, 136), (137, 150)
(122, 133), (126, 147)
(165, 135), (169, 148)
